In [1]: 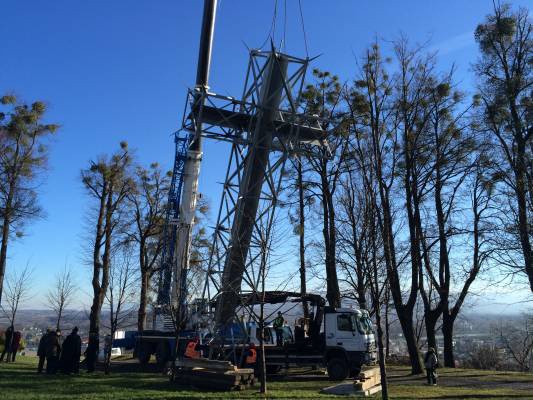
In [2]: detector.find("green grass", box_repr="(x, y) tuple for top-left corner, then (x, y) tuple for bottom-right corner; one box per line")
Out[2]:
(0, 357), (532, 399)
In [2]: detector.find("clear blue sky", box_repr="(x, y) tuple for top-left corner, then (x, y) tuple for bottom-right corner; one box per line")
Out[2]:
(1, 0), (531, 309)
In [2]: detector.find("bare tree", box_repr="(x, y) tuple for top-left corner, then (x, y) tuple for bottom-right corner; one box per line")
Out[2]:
(302, 69), (347, 309)
(465, 344), (502, 370)
(287, 158), (313, 319)
(347, 40), (424, 374)
(128, 163), (170, 332)
(103, 247), (137, 374)
(46, 265), (77, 330)
(496, 313), (533, 372)
(81, 141), (134, 371)
(1, 264), (33, 327)
(474, 3), (533, 292)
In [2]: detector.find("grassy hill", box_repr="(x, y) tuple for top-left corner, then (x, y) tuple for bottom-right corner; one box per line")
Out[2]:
(1, 357), (532, 399)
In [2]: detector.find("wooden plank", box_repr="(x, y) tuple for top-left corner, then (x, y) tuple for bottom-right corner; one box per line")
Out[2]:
(359, 367), (380, 379)
(355, 375), (380, 390)
(176, 358), (237, 371)
(173, 366), (256, 390)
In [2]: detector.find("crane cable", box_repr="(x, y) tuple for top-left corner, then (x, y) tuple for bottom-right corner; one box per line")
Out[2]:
(259, 0), (309, 57)
(282, 0), (287, 51)
(258, 0), (278, 50)
(298, 0), (309, 58)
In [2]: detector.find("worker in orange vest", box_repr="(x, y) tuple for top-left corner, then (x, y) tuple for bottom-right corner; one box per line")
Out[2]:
(245, 343), (257, 368)
(184, 338), (201, 359)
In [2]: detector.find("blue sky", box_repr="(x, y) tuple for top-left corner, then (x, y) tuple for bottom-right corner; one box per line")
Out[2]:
(1, 0), (532, 310)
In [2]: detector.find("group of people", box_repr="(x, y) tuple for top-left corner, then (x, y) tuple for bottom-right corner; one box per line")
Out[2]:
(37, 327), (82, 374)
(0, 326), (22, 363)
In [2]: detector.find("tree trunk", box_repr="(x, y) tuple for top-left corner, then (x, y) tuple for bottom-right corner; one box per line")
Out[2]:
(138, 268), (149, 332)
(442, 313), (455, 367)
(385, 298), (390, 358)
(0, 182), (15, 305)
(321, 165), (340, 308)
(398, 308), (423, 374)
(0, 217), (10, 305)
(297, 162), (309, 319)
(515, 142), (533, 293)
(326, 192), (340, 308)
(375, 307), (389, 400)
(379, 191), (423, 374)
(56, 309), (62, 331)
(259, 303), (267, 394)
(88, 182), (111, 369)
(424, 312), (438, 351)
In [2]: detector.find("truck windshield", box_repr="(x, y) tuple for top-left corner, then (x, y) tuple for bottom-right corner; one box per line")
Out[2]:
(356, 315), (374, 335)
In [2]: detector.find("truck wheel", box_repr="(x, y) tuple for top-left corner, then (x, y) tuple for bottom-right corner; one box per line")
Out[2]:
(137, 342), (152, 365)
(155, 342), (170, 366)
(327, 357), (349, 381)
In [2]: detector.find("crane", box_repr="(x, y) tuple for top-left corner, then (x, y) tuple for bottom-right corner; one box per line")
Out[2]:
(137, 0), (343, 369)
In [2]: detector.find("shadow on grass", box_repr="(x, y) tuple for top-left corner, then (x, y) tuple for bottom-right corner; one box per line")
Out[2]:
(432, 395), (531, 399)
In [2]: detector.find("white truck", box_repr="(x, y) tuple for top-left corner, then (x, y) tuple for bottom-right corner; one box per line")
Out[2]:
(210, 292), (377, 380)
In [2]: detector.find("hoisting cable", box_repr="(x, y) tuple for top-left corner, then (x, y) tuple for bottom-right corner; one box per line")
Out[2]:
(298, 0), (309, 58)
(281, 0), (287, 51)
(259, 0), (278, 50)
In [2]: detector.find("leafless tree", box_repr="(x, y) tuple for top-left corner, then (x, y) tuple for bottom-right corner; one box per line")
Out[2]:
(465, 344), (502, 370)
(103, 247), (138, 374)
(81, 141), (134, 371)
(128, 163), (170, 332)
(474, 3), (533, 292)
(496, 313), (533, 372)
(302, 69), (348, 309)
(1, 264), (33, 327)
(346, 39), (424, 374)
(46, 265), (77, 330)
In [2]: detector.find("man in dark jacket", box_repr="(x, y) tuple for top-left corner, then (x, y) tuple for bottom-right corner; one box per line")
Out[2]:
(424, 347), (439, 385)
(0, 325), (14, 363)
(46, 330), (62, 374)
(37, 329), (52, 373)
(60, 327), (82, 374)
(10, 330), (21, 362)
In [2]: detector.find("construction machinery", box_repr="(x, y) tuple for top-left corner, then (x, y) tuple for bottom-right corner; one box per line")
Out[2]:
(211, 291), (376, 380)
(132, 1), (377, 383)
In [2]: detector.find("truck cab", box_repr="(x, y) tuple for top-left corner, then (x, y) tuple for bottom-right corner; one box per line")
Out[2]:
(323, 308), (376, 378)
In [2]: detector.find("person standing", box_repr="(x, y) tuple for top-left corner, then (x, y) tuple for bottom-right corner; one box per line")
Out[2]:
(60, 327), (82, 374)
(0, 325), (14, 363)
(37, 329), (52, 373)
(71, 327), (82, 373)
(424, 347), (439, 386)
(10, 331), (21, 362)
(273, 312), (285, 347)
(46, 330), (62, 374)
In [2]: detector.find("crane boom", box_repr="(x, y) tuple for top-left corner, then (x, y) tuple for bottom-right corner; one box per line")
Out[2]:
(159, 0), (218, 311)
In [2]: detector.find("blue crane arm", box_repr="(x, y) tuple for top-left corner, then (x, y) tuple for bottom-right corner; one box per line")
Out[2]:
(157, 131), (190, 306)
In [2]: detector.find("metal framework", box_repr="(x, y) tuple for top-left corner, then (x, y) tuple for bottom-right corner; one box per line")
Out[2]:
(180, 48), (328, 332)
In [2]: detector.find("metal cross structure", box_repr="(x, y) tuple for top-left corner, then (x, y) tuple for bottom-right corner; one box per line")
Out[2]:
(180, 47), (329, 332)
